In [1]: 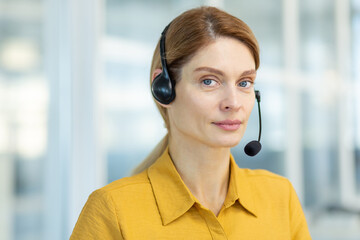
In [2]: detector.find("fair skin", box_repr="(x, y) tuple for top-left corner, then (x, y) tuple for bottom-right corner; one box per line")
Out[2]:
(153, 37), (256, 216)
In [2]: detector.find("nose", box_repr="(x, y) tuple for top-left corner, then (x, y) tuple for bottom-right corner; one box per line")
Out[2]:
(220, 86), (242, 112)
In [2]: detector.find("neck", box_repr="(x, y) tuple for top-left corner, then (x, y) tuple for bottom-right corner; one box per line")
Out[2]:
(168, 133), (231, 216)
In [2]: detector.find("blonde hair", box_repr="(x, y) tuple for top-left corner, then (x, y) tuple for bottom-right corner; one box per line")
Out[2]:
(130, 6), (260, 176)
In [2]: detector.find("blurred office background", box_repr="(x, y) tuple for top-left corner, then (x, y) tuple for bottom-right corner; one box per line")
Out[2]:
(0, 0), (359, 239)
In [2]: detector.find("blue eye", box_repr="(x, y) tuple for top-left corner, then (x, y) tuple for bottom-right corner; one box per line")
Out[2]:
(202, 79), (216, 86)
(239, 81), (252, 88)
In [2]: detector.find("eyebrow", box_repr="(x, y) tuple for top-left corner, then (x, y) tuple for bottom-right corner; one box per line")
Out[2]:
(193, 67), (256, 77)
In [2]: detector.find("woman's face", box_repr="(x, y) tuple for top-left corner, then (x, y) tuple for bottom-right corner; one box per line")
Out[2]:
(165, 37), (257, 148)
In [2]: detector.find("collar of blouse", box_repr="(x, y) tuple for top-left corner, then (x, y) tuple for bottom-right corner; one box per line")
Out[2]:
(147, 147), (258, 225)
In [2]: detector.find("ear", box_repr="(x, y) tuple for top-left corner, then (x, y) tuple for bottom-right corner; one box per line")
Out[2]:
(151, 68), (172, 108)
(151, 68), (163, 83)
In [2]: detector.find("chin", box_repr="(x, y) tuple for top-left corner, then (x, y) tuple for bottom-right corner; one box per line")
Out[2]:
(222, 141), (241, 148)
(210, 137), (242, 148)
(207, 128), (246, 148)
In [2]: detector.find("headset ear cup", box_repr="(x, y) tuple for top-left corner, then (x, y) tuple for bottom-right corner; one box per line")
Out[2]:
(151, 73), (175, 105)
(151, 22), (176, 105)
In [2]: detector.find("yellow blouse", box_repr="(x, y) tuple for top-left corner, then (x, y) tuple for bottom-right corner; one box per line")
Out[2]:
(71, 148), (311, 239)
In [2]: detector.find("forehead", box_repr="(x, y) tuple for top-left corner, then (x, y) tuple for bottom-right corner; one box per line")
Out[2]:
(183, 37), (255, 74)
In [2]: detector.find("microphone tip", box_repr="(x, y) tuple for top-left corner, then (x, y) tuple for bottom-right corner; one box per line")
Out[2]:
(244, 141), (262, 156)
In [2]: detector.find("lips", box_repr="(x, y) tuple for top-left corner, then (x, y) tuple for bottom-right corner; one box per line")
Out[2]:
(212, 120), (242, 131)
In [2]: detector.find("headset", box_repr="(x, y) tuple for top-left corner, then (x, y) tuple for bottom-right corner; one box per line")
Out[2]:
(151, 23), (262, 156)
(151, 23), (176, 105)
(244, 90), (262, 156)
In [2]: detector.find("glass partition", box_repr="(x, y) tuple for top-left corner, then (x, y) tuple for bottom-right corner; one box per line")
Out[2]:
(0, 0), (46, 239)
(353, 0), (360, 194)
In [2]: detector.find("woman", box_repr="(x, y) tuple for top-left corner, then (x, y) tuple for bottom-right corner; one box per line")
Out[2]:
(71, 6), (311, 239)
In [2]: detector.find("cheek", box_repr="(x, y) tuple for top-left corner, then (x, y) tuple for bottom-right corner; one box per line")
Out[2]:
(175, 95), (207, 118)
(247, 98), (256, 112)
(169, 91), (216, 124)
(244, 97), (256, 120)
(183, 92), (218, 117)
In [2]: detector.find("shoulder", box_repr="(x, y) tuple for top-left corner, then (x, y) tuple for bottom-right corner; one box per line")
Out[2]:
(71, 174), (147, 239)
(102, 170), (149, 191)
(240, 168), (288, 183)
(239, 168), (293, 197)
(235, 169), (311, 238)
(83, 169), (162, 229)
(94, 170), (151, 198)
(87, 170), (155, 213)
